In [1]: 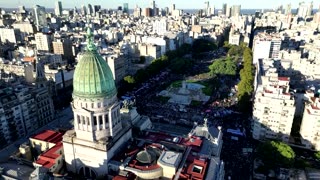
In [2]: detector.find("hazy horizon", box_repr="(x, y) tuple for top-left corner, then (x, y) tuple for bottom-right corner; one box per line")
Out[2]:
(0, 0), (319, 10)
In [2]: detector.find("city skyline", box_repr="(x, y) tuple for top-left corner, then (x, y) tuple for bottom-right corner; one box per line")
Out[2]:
(0, 0), (318, 10)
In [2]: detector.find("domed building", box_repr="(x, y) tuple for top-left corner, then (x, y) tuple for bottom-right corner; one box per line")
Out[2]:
(62, 28), (132, 178)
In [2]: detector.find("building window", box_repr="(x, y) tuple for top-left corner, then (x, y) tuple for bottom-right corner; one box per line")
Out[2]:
(82, 116), (85, 124)
(86, 117), (90, 125)
(77, 115), (80, 124)
(99, 116), (103, 125)
(93, 116), (97, 125)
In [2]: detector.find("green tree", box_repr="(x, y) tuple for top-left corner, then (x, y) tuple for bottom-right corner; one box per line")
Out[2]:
(124, 76), (135, 84)
(315, 151), (320, 160)
(192, 39), (217, 59)
(257, 141), (295, 168)
(237, 47), (254, 113)
(209, 57), (236, 76)
(170, 58), (193, 74)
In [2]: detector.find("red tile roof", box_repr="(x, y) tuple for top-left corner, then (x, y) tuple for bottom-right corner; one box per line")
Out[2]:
(278, 77), (289, 81)
(31, 130), (63, 144)
(23, 57), (35, 62)
(178, 155), (208, 180)
(35, 142), (63, 169)
(113, 176), (128, 180)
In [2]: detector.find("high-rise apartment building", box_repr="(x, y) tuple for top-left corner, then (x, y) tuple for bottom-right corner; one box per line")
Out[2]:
(123, 3), (129, 14)
(170, 4), (175, 15)
(35, 33), (53, 52)
(93, 5), (101, 16)
(54, 1), (62, 16)
(81, 5), (87, 15)
(151, 0), (156, 16)
(134, 7), (141, 17)
(285, 3), (292, 15)
(300, 91), (320, 150)
(153, 19), (167, 35)
(252, 32), (282, 64)
(222, 3), (231, 17)
(87, 4), (93, 16)
(0, 27), (21, 44)
(34, 5), (47, 28)
(252, 59), (295, 142)
(297, 1), (313, 18)
(231, 5), (241, 17)
(53, 38), (74, 61)
(204, 1), (209, 16)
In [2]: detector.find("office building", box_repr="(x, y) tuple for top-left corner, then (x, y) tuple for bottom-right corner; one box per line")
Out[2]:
(123, 3), (129, 14)
(231, 5), (241, 17)
(143, 8), (152, 17)
(151, 0), (156, 16)
(34, 5), (47, 28)
(204, 1), (210, 16)
(93, 5), (101, 16)
(222, 3), (230, 17)
(87, 4), (93, 16)
(81, 5), (87, 15)
(54, 1), (62, 16)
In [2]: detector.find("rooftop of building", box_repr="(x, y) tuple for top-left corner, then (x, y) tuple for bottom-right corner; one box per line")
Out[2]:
(30, 130), (64, 144)
(35, 142), (63, 169)
(110, 129), (217, 179)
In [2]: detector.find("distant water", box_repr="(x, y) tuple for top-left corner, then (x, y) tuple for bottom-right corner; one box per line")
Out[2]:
(1, 8), (318, 15)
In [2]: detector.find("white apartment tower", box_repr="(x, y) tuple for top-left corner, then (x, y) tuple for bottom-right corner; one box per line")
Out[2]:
(35, 33), (52, 52)
(297, 1), (313, 18)
(252, 59), (295, 142)
(253, 32), (282, 64)
(300, 90), (320, 150)
(55, 1), (62, 16)
(153, 19), (167, 35)
(34, 5), (47, 28)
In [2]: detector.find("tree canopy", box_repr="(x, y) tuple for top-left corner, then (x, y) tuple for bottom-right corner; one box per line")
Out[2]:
(209, 57), (237, 76)
(257, 141), (295, 168)
(237, 47), (254, 112)
(192, 39), (217, 58)
(315, 151), (320, 160)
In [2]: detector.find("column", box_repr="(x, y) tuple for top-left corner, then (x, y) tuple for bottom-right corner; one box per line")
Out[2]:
(109, 111), (113, 136)
(102, 114), (106, 130)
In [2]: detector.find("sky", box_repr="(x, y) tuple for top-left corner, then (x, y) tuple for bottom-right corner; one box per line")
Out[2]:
(0, 0), (318, 10)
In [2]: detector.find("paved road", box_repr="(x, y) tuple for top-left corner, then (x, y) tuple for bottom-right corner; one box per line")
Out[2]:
(0, 106), (74, 162)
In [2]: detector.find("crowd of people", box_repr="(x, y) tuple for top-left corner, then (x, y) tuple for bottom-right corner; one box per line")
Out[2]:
(121, 50), (255, 179)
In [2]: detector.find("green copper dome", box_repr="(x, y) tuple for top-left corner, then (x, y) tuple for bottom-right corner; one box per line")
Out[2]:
(73, 28), (117, 99)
